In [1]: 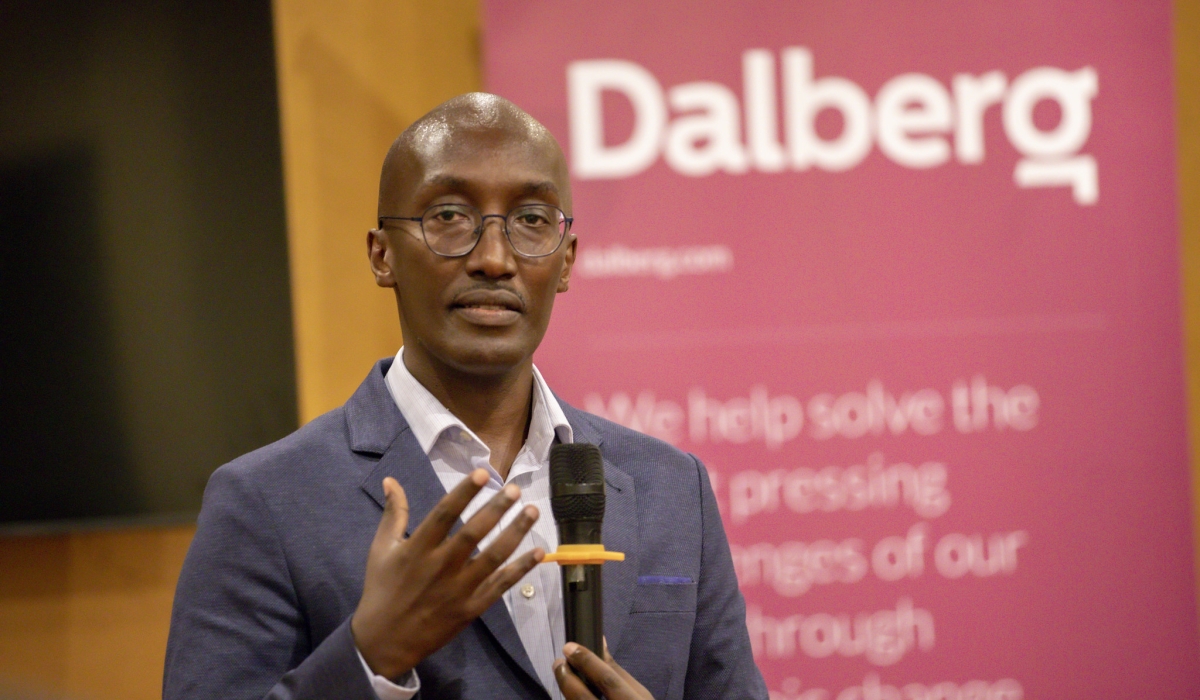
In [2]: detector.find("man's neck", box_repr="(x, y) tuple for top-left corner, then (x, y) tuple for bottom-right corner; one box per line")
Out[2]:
(402, 349), (533, 481)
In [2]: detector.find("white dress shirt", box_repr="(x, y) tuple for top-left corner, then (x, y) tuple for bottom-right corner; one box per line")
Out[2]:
(357, 348), (571, 699)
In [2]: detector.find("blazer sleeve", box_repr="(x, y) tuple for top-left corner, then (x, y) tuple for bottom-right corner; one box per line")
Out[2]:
(682, 455), (769, 700)
(163, 464), (380, 700)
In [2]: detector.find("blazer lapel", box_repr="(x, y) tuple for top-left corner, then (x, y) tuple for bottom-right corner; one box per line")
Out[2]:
(560, 403), (640, 654)
(352, 360), (544, 692)
(599, 455), (638, 654)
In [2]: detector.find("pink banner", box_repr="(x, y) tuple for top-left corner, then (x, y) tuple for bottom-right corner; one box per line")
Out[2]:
(483, 2), (1197, 697)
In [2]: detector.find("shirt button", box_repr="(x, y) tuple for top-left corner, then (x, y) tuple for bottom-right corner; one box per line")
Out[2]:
(520, 583), (536, 599)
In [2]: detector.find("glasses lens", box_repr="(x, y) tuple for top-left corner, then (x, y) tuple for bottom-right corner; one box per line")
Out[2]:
(507, 205), (566, 256)
(422, 204), (480, 255)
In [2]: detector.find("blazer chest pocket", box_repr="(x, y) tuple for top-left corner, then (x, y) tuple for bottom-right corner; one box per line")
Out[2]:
(630, 577), (697, 613)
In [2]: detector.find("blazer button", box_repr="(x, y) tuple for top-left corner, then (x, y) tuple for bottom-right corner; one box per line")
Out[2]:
(520, 583), (536, 599)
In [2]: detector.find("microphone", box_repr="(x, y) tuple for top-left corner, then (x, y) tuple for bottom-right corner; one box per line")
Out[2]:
(546, 443), (624, 657)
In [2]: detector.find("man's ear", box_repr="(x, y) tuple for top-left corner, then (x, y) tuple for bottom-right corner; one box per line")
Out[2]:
(557, 234), (577, 293)
(367, 227), (397, 288)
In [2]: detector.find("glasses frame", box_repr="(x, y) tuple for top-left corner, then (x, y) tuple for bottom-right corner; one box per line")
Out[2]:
(379, 203), (574, 259)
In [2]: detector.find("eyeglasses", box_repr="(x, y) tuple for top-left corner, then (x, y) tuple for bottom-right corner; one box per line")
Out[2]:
(379, 203), (573, 258)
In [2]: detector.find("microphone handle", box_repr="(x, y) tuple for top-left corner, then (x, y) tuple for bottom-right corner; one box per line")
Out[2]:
(562, 563), (604, 656)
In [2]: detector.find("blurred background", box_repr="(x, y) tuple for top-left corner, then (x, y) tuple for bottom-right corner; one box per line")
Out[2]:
(0, 0), (1196, 698)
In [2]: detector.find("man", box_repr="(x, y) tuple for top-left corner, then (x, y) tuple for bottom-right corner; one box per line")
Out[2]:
(164, 93), (766, 700)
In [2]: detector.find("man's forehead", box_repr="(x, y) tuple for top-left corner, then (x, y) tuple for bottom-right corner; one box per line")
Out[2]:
(378, 93), (571, 215)
(384, 125), (569, 211)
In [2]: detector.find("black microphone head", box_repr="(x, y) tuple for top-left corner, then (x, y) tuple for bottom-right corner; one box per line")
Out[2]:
(550, 443), (606, 534)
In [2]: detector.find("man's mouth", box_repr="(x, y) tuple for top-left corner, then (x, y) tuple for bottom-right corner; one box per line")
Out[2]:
(450, 289), (524, 325)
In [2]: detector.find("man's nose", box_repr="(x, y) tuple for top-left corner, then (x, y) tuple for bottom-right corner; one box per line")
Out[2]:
(466, 215), (517, 277)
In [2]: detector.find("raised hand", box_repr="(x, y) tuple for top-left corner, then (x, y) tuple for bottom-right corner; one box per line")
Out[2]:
(554, 642), (653, 700)
(351, 469), (543, 679)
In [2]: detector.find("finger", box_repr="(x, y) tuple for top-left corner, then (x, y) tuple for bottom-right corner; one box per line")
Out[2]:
(372, 477), (410, 545)
(565, 643), (627, 696)
(471, 546), (545, 606)
(462, 504), (539, 582)
(444, 483), (522, 562)
(554, 657), (598, 700)
(408, 468), (489, 549)
(601, 639), (639, 689)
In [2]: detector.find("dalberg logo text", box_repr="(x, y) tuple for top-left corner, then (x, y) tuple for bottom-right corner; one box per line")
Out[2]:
(568, 49), (1098, 205)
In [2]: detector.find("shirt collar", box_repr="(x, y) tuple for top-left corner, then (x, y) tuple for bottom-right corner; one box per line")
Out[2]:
(383, 347), (573, 458)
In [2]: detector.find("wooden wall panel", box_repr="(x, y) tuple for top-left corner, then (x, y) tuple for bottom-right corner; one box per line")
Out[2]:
(0, 528), (193, 699)
(1178, 0), (1200, 599)
(273, 0), (482, 422)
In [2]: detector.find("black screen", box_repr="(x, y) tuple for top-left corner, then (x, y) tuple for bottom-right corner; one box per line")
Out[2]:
(0, 0), (297, 531)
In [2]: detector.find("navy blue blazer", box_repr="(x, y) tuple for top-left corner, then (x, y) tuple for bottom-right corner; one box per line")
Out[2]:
(164, 359), (766, 699)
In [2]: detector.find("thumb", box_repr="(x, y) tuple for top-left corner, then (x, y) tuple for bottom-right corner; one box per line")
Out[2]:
(377, 477), (410, 543)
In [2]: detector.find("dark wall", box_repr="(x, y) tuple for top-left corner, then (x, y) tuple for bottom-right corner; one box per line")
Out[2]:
(0, 0), (297, 528)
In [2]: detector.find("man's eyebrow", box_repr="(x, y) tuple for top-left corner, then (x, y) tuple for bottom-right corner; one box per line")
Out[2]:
(516, 181), (559, 198)
(421, 175), (559, 199)
(423, 174), (471, 190)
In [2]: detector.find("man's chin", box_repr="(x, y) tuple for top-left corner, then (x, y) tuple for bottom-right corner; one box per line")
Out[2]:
(435, 337), (537, 378)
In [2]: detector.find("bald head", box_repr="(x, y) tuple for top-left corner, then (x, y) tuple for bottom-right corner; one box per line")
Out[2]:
(378, 93), (570, 218)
